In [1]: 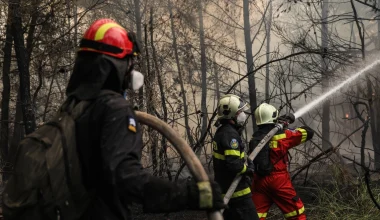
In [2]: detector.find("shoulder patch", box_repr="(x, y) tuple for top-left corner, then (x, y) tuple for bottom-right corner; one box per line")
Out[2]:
(230, 139), (239, 149)
(128, 117), (137, 133)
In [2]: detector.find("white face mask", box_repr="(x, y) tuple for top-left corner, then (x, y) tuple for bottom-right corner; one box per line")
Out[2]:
(131, 70), (144, 91)
(236, 112), (247, 126)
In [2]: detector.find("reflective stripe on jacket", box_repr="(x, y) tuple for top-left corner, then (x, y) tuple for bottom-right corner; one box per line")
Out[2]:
(250, 125), (314, 173)
(212, 123), (251, 199)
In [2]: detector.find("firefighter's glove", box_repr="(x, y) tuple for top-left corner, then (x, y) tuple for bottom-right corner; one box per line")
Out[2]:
(187, 179), (227, 211)
(278, 113), (295, 124)
(244, 159), (255, 177)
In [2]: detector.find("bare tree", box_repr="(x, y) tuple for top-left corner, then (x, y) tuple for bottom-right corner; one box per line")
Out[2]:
(168, 0), (195, 146)
(321, 0), (331, 151)
(1, 1), (13, 164)
(11, 0), (36, 134)
(197, 0), (208, 138)
(243, 0), (257, 130)
(265, 0), (272, 102)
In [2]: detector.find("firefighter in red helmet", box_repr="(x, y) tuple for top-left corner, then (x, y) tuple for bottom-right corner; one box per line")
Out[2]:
(66, 19), (225, 219)
(249, 103), (314, 220)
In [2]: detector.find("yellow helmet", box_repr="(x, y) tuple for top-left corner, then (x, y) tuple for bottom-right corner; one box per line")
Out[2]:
(217, 94), (250, 120)
(254, 103), (278, 125)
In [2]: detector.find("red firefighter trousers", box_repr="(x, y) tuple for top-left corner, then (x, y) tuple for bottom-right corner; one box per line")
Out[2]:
(252, 172), (306, 220)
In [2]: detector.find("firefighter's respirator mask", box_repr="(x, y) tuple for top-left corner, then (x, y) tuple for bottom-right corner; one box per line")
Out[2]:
(130, 70), (144, 90)
(236, 112), (247, 126)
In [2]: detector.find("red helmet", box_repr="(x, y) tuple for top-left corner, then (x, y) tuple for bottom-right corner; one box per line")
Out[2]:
(79, 19), (140, 58)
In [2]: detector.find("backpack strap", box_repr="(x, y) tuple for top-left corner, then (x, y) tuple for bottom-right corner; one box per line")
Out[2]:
(71, 101), (91, 119)
(98, 89), (121, 97)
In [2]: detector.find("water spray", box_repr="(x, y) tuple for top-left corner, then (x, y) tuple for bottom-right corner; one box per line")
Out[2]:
(294, 59), (380, 118)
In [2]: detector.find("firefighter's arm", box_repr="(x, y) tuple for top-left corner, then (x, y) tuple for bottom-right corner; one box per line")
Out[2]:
(100, 97), (225, 212)
(283, 126), (314, 150)
(222, 134), (248, 175)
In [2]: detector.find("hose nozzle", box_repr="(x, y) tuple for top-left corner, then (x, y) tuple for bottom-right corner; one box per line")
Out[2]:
(278, 113), (295, 125)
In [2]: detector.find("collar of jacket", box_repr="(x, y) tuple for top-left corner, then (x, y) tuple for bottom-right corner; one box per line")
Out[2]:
(219, 119), (240, 130)
(257, 124), (276, 132)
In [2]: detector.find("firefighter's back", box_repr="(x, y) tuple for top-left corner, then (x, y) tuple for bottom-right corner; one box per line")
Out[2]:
(212, 123), (251, 199)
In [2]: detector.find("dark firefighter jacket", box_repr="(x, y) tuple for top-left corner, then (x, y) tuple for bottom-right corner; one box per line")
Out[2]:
(67, 52), (193, 220)
(212, 122), (251, 200)
(249, 124), (314, 173)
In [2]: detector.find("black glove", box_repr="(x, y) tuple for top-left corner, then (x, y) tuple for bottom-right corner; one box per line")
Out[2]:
(187, 179), (227, 211)
(278, 113), (295, 124)
(244, 159), (255, 177)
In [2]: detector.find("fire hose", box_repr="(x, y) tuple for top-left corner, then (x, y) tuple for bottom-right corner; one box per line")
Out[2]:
(222, 118), (291, 212)
(135, 111), (224, 220)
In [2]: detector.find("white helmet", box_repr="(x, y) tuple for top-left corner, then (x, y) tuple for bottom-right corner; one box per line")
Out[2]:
(217, 94), (250, 121)
(255, 103), (278, 125)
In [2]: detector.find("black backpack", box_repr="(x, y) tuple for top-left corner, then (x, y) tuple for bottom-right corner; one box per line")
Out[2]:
(2, 98), (92, 220)
(249, 130), (273, 176)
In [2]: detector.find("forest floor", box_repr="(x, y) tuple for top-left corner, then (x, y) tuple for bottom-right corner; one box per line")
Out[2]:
(1, 181), (379, 219)
(131, 185), (317, 220)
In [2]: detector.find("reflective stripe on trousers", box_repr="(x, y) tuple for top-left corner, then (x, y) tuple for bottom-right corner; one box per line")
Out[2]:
(284, 206), (305, 218)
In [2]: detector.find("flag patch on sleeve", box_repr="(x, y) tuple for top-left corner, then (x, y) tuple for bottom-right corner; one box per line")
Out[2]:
(128, 117), (137, 133)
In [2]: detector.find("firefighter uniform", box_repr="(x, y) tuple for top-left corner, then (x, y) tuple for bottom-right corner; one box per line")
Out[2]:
(213, 121), (259, 220)
(250, 125), (314, 220)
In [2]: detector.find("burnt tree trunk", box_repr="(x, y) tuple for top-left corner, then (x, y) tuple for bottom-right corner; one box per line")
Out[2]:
(144, 22), (158, 176)
(9, 92), (25, 164)
(321, 0), (330, 150)
(197, 0), (208, 138)
(265, 0), (272, 102)
(134, 0), (144, 109)
(213, 54), (220, 102)
(168, 0), (195, 146)
(149, 9), (171, 179)
(1, 5), (13, 162)
(11, 0), (36, 134)
(243, 0), (257, 131)
(367, 79), (380, 169)
(26, 0), (39, 60)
